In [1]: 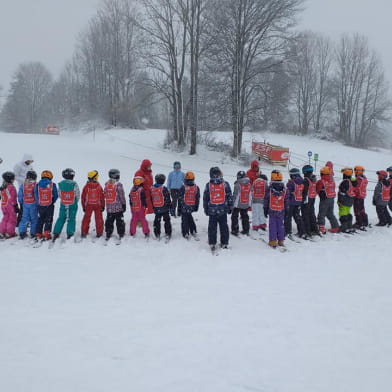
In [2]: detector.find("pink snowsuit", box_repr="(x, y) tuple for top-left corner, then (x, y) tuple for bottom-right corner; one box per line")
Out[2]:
(0, 184), (18, 236)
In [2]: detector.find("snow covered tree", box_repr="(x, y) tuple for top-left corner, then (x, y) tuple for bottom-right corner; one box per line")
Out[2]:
(334, 34), (391, 147)
(203, 0), (304, 156)
(1, 62), (52, 132)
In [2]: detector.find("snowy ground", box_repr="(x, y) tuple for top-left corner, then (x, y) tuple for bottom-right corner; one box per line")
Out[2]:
(0, 129), (391, 392)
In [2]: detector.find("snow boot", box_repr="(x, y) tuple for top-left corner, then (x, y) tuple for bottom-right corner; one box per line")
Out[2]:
(268, 240), (277, 248)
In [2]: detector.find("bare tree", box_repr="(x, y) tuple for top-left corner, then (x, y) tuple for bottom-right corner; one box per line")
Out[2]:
(334, 34), (391, 147)
(140, 0), (189, 148)
(204, 0), (304, 156)
(1, 62), (52, 132)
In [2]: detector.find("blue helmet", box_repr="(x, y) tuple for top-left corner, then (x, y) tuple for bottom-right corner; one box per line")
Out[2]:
(289, 168), (300, 177)
(302, 165), (314, 174)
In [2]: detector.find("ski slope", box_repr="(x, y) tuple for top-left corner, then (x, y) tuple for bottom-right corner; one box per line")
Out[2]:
(0, 128), (391, 392)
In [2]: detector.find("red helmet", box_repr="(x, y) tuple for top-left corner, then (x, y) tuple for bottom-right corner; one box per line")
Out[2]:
(377, 170), (388, 179)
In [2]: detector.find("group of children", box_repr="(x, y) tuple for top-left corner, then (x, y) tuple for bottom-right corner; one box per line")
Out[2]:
(0, 160), (201, 245)
(1, 157), (391, 250)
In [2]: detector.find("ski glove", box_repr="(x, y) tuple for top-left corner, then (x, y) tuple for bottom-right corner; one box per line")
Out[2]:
(101, 207), (105, 212)
(14, 204), (20, 213)
(264, 210), (268, 218)
(122, 204), (126, 212)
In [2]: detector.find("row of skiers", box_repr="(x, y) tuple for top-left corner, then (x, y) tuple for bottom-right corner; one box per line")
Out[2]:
(0, 167), (202, 244)
(1, 159), (392, 250)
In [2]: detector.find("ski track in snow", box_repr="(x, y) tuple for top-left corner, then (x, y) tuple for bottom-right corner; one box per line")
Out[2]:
(0, 129), (391, 392)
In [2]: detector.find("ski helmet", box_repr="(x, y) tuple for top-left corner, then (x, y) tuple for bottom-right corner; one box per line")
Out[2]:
(341, 167), (353, 177)
(237, 170), (246, 180)
(354, 166), (365, 175)
(377, 170), (388, 179)
(133, 176), (144, 186)
(209, 167), (221, 179)
(41, 170), (53, 180)
(271, 170), (283, 181)
(26, 170), (37, 180)
(173, 161), (181, 169)
(289, 168), (300, 177)
(2, 171), (15, 182)
(155, 173), (166, 184)
(386, 166), (392, 173)
(62, 168), (75, 180)
(88, 170), (99, 181)
(302, 165), (314, 174)
(108, 169), (120, 180)
(320, 166), (331, 175)
(185, 171), (195, 180)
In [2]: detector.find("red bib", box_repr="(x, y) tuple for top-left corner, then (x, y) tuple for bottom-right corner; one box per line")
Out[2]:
(1, 188), (9, 206)
(307, 179), (317, 198)
(293, 183), (304, 202)
(269, 190), (285, 211)
(23, 182), (36, 204)
(252, 179), (266, 199)
(61, 190), (75, 205)
(184, 185), (197, 206)
(38, 183), (53, 206)
(210, 183), (225, 205)
(151, 186), (164, 208)
(105, 183), (117, 204)
(130, 187), (143, 212)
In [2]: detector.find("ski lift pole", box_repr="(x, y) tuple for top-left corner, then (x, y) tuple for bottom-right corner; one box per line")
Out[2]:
(314, 153), (319, 172)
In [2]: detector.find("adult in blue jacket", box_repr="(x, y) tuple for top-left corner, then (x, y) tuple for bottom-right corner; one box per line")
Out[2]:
(167, 161), (184, 217)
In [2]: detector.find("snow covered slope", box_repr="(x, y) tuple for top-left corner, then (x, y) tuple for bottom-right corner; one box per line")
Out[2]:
(0, 129), (391, 392)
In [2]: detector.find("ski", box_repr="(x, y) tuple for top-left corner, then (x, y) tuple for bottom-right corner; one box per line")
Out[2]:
(287, 234), (301, 243)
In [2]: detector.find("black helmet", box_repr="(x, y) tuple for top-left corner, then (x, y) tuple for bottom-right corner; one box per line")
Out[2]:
(62, 168), (75, 180)
(26, 170), (37, 180)
(302, 165), (314, 174)
(108, 169), (120, 180)
(2, 171), (15, 182)
(155, 173), (166, 184)
(173, 161), (181, 169)
(209, 166), (221, 179)
(289, 168), (300, 177)
(386, 166), (392, 173)
(237, 170), (246, 180)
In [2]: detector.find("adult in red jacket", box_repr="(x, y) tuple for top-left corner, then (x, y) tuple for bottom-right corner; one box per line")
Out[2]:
(135, 159), (154, 214)
(246, 160), (260, 185)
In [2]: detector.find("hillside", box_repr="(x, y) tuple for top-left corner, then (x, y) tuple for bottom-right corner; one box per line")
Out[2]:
(0, 128), (391, 392)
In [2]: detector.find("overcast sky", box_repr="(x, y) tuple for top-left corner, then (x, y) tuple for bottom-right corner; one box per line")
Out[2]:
(0, 0), (391, 95)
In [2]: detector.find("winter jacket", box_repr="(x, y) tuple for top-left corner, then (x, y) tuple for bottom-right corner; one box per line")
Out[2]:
(104, 180), (126, 213)
(286, 175), (304, 206)
(251, 177), (268, 204)
(18, 180), (37, 206)
(373, 179), (390, 206)
(302, 174), (317, 201)
(129, 185), (147, 211)
(178, 179), (200, 214)
(246, 160), (260, 184)
(150, 183), (172, 214)
(316, 174), (336, 200)
(81, 181), (105, 210)
(167, 169), (185, 190)
(13, 153), (34, 186)
(264, 181), (289, 216)
(232, 177), (251, 209)
(57, 179), (80, 207)
(35, 178), (58, 206)
(203, 177), (233, 216)
(135, 159), (153, 213)
(338, 177), (357, 207)
(0, 182), (17, 208)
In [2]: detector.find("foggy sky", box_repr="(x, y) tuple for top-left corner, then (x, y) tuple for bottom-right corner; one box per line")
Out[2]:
(0, 0), (391, 96)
